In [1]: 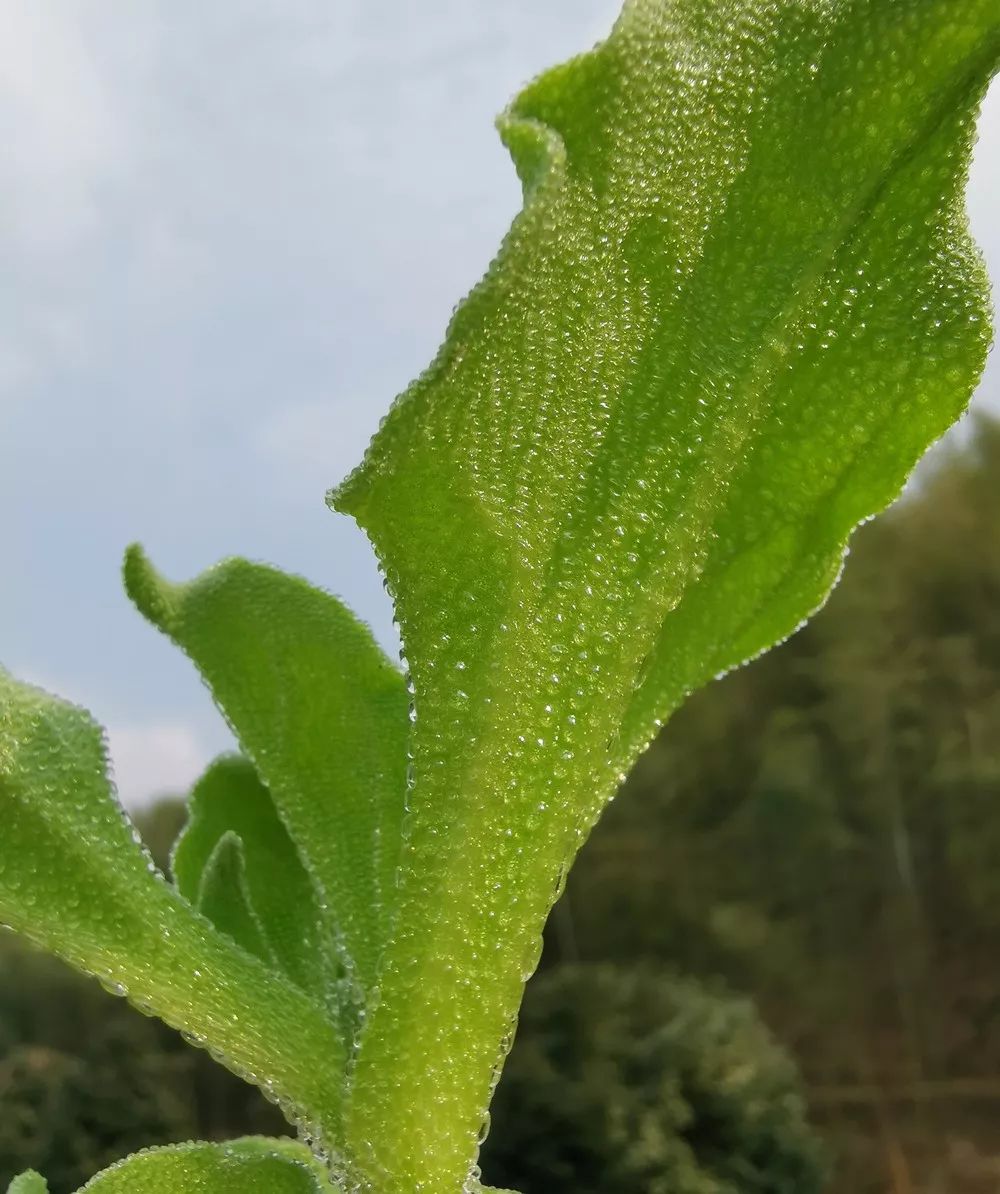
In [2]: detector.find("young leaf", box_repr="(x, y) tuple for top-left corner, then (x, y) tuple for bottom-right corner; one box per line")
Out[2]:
(124, 550), (409, 1000)
(0, 670), (345, 1145)
(75, 1138), (332, 1193)
(172, 754), (331, 1003)
(196, 831), (275, 965)
(6, 1174), (48, 1194)
(330, 0), (1000, 1186)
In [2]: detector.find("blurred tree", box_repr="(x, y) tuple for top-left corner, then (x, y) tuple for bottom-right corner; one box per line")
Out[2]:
(482, 966), (826, 1194)
(0, 1030), (195, 1193)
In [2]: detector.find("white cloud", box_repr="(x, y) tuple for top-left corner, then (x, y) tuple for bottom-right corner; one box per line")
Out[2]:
(252, 397), (383, 492)
(0, 5), (131, 416)
(969, 80), (1000, 269)
(967, 79), (1000, 418)
(0, 3), (123, 251)
(106, 721), (213, 810)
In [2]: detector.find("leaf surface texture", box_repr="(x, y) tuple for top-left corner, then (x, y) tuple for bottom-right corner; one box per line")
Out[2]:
(330, 0), (1000, 1186)
(124, 551), (409, 1004)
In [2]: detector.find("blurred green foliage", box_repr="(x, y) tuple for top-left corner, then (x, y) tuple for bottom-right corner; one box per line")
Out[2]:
(481, 966), (825, 1194)
(2, 417), (999, 1191)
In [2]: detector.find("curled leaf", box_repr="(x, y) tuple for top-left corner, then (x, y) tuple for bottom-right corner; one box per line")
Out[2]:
(173, 755), (331, 1003)
(196, 831), (275, 964)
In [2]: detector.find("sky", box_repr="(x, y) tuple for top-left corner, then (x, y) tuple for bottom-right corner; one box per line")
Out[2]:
(2, 2), (998, 808)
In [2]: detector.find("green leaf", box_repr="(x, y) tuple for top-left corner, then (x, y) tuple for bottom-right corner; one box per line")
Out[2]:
(196, 831), (275, 964)
(75, 1138), (332, 1192)
(0, 670), (345, 1145)
(173, 754), (330, 1002)
(6, 1173), (48, 1194)
(124, 550), (409, 1003)
(330, 0), (1000, 1186)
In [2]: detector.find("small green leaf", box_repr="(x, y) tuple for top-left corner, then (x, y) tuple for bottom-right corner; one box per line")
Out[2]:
(196, 831), (274, 964)
(75, 1138), (332, 1192)
(330, 0), (1000, 1186)
(223, 1136), (330, 1175)
(6, 1173), (48, 1194)
(173, 755), (331, 1002)
(124, 550), (409, 1001)
(0, 670), (345, 1145)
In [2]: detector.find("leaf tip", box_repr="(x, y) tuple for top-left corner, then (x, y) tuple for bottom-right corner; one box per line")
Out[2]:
(495, 108), (566, 201)
(123, 543), (181, 631)
(325, 477), (353, 517)
(6, 1171), (49, 1194)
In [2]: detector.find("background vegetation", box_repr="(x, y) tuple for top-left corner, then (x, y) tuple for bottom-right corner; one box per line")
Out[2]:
(3, 416), (1000, 1193)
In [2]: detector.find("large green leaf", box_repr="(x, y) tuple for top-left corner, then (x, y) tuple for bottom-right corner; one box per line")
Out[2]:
(0, 671), (345, 1145)
(75, 1138), (332, 1193)
(172, 754), (331, 1003)
(124, 552), (409, 1004)
(330, 0), (1000, 1186)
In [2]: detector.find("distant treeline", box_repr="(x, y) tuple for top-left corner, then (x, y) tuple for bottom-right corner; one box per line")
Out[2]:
(3, 416), (1000, 1192)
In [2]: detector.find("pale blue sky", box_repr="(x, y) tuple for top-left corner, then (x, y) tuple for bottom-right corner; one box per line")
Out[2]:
(2, 2), (998, 806)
